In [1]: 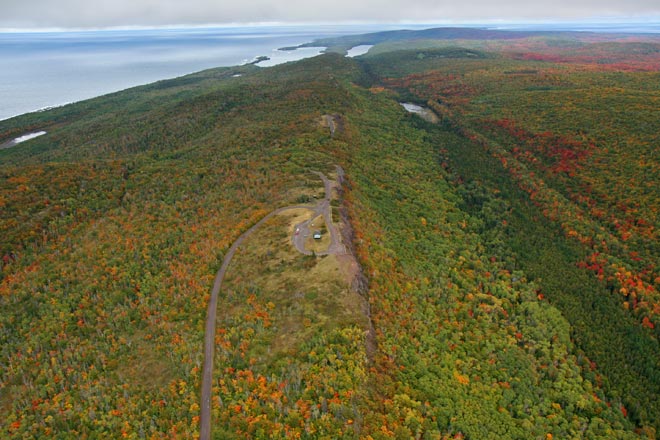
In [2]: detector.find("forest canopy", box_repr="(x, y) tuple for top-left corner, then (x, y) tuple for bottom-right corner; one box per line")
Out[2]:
(1, 29), (659, 439)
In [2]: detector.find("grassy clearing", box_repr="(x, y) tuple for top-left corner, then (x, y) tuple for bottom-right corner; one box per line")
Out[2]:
(282, 207), (314, 234)
(210, 203), (369, 438)
(218, 209), (367, 369)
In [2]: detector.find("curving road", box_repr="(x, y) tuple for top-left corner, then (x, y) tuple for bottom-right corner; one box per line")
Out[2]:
(199, 171), (344, 440)
(292, 171), (345, 256)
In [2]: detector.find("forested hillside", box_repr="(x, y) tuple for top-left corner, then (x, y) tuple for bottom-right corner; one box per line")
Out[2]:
(1, 30), (659, 439)
(359, 38), (660, 433)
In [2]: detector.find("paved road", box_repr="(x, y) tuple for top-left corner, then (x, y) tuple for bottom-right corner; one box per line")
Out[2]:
(292, 171), (345, 256)
(199, 171), (344, 440)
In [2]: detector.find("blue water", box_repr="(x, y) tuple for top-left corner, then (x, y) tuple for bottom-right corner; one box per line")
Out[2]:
(2, 23), (658, 121)
(0, 24), (409, 121)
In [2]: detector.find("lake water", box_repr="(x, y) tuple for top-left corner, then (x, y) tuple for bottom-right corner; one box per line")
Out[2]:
(346, 45), (374, 57)
(0, 24), (408, 121)
(400, 102), (439, 123)
(3, 23), (658, 121)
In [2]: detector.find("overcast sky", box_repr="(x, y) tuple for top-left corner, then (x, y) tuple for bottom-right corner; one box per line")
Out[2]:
(2, 0), (660, 30)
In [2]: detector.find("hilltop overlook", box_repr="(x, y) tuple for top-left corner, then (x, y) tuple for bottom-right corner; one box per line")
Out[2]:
(1, 28), (660, 439)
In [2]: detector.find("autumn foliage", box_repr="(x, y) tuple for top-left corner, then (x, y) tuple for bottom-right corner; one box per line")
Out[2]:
(2, 34), (660, 439)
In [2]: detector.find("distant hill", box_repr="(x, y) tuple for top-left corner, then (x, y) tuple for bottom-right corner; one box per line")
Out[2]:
(287, 26), (590, 53)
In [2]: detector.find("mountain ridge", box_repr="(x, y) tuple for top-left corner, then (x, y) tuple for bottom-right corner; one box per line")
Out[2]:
(1, 31), (659, 438)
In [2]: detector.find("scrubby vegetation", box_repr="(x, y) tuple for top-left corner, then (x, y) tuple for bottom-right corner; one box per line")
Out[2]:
(1, 29), (659, 438)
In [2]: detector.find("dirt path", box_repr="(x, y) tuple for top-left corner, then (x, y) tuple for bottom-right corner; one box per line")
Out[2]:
(199, 171), (345, 440)
(322, 115), (337, 137)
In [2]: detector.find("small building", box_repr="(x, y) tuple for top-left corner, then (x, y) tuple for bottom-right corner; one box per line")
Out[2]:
(313, 231), (322, 240)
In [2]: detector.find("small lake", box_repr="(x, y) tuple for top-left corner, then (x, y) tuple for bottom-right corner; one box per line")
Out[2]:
(256, 46), (326, 67)
(346, 45), (373, 57)
(400, 102), (439, 123)
(1, 130), (47, 149)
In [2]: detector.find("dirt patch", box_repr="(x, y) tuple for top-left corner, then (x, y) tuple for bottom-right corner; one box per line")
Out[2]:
(335, 172), (376, 359)
(320, 114), (344, 138)
(336, 253), (360, 291)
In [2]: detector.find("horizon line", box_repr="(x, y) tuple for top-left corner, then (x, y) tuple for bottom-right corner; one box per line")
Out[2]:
(1, 17), (660, 33)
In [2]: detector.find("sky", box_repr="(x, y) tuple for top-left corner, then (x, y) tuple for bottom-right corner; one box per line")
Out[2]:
(2, 0), (660, 30)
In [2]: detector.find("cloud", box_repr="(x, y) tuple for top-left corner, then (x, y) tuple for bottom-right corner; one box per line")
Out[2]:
(2, 0), (660, 29)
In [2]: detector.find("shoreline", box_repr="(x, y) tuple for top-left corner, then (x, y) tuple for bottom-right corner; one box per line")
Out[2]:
(4, 22), (659, 123)
(0, 103), (72, 123)
(0, 24), (360, 122)
(0, 45), (327, 123)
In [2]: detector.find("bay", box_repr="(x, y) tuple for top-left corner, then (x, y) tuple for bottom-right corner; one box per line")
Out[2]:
(3, 22), (657, 121)
(0, 24), (403, 121)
